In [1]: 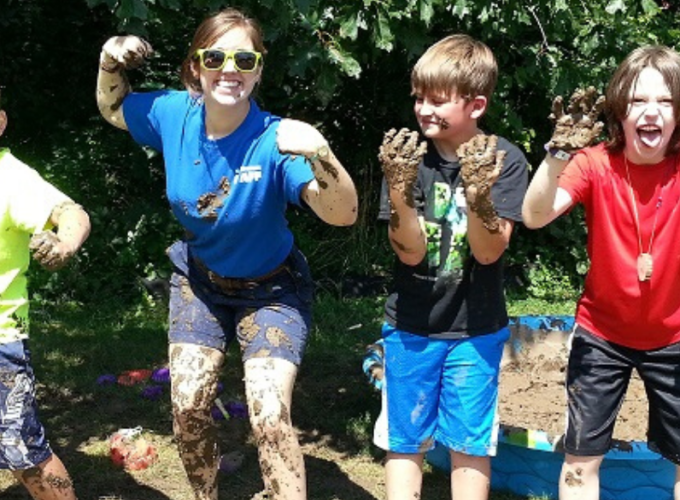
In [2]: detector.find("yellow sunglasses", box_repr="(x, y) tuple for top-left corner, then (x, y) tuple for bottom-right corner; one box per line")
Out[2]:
(194, 49), (262, 73)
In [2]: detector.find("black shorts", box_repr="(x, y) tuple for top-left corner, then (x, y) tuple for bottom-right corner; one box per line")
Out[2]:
(564, 325), (680, 464)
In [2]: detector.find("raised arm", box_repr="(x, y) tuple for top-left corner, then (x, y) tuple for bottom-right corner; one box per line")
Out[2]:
(457, 134), (514, 265)
(96, 35), (154, 130)
(276, 119), (358, 226)
(29, 201), (91, 271)
(378, 128), (428, 266)
(523, 87), (605, 228)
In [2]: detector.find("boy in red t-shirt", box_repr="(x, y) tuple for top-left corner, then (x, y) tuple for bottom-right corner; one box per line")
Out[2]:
(523, 46), (680, 500)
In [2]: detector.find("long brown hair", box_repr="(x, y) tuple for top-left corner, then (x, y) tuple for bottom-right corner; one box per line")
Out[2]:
(606, 45), (680, 155)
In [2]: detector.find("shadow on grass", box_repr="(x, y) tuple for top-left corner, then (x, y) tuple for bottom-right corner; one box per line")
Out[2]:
(0, 294), (388, 499)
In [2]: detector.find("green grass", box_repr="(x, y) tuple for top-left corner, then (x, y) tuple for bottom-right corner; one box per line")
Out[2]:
(0, 292), (563, 499)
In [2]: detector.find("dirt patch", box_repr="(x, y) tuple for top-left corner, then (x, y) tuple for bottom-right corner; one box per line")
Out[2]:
(498, 326), (649, 443)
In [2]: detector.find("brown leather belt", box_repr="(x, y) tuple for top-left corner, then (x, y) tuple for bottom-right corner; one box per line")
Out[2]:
(193, 257), (290, 291)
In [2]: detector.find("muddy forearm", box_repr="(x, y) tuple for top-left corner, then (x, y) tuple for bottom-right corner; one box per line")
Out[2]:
(387, 191), (426, 265)
(305, 150), (358, 226)
(96, 51), (130, 130)
(467, 212), (512, 264)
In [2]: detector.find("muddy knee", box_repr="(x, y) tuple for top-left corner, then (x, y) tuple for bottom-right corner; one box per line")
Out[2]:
(249, 398), (293, 445)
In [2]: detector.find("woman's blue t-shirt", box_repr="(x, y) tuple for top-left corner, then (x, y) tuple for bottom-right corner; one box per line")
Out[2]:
(123, 90), (314, 278)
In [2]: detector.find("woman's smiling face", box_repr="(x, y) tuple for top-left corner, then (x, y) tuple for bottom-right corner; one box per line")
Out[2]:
(197, 27), (262, 109)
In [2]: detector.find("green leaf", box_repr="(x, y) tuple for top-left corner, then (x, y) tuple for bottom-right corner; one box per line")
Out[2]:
(339, 12), (360, 40)
(374, 9), (394, 51)
(328, 45), (362, 78)
(419, 0), (434, 24)
(116, 0), (149, 20)
(552, 0), (568, 11)
(641, 0), (660, 15)
(605, 0), (626, 14)
(450, 0), (469, 19)
(295, 0), (311, 15)
(159, 0), (182, 9)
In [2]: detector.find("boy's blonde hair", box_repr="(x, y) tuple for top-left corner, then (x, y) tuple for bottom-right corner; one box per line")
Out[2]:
(411, 34), (497, 101)
(606, 45), (680, 154)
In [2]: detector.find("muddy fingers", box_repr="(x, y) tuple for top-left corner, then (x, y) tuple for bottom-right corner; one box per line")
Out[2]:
(457, 134), (505, 233)
(548, 86), (605, 152)
(379, 127), (427, 207)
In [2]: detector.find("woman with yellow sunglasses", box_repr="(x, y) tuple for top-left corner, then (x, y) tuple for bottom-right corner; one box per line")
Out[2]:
(96, 8), (357, 500)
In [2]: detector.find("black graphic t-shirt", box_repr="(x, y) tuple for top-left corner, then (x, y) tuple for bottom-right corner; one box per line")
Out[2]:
(379, 136), (528, 338)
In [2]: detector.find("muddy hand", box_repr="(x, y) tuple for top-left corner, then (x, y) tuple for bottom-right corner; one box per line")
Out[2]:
(457, 134), (505, 233)
(101, 35), (154, 71)
(379, 128), (427, 208)
(548, 86), (605, 152)
(29, 231), (75, 271)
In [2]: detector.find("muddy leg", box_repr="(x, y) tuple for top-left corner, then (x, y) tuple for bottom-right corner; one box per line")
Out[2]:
(169, 343), (224, 500)
(558, 454), (603, 500)
(13, 454), (77, 500)
(245, 357), (305, 500)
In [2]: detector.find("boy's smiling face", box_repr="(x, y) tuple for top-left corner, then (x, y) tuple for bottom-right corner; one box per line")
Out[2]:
(623, 67), (676, 164)
(413, 91), (485, 146)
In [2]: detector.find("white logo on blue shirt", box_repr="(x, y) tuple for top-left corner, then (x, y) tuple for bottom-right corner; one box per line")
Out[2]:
(235, 166), (262, 184)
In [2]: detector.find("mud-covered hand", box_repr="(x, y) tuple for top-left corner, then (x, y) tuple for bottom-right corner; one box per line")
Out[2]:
(548, 86), (605, 153)
(29, 231), (76, 271)
(457, 134), (505, 234)
(378, 128), (427, 208)
(100, 36), (154, 72)
(276, 119), (328, 160)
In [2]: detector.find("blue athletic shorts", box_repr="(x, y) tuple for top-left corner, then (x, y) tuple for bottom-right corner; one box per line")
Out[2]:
(167, 240), (313, 365)
(373, 323), (509, 456)
(0, 340), (52, 470)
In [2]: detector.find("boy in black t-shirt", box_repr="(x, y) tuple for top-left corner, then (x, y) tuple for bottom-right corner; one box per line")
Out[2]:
(373, 35), (528, 500)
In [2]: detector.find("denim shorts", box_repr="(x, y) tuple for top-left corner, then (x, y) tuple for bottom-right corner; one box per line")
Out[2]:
(373, 323), (509, 456)
(167, 241), (314, 365)
(565, 326), (680, 464)
(0, 340), (52, 470)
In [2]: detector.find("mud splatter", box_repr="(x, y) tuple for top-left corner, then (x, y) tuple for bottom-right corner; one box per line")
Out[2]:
(265, 327), (293, 349)
(44, 473), (73, 490)
(197, 193), (222, 221)
(564, 468), (583, 487)
(238, 310), (260, 348)
(218, 176), (231, 195)
(390, 237), (408, 252)
(179, 276), (195, 303)
(318, 158), (339, 181)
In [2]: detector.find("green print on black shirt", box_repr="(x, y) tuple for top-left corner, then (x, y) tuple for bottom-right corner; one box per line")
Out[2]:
(425, 182), (468, 278)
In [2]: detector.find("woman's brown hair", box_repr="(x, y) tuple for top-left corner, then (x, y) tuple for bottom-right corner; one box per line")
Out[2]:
(180, 8), (266, 95)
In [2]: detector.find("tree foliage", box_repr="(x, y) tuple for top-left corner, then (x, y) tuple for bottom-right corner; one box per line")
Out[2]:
(1, 0), (678, 301)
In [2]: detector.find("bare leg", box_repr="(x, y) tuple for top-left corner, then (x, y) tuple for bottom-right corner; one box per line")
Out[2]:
(245, 357), (305, 500)
(674, 464), (680, 500)
(385, 452), (424, 500)
(13, 454), (77, 500)
(559, 454), (603, 500)
(450, 451), (490, 500)
(169, 342), (225, 500)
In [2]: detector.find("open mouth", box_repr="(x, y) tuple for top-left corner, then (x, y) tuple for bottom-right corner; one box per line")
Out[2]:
(637, 125), (663, 148)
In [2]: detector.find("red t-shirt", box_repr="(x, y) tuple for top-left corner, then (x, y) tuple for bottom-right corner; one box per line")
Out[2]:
(560, 143), (680, 349)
